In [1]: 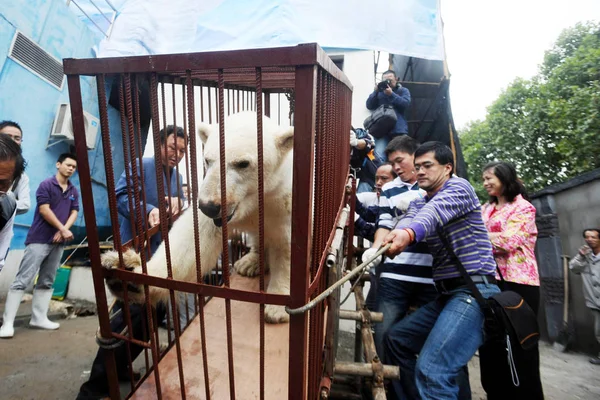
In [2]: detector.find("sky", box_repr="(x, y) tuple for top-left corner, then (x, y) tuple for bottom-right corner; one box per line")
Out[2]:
(441, 0), (600, 130)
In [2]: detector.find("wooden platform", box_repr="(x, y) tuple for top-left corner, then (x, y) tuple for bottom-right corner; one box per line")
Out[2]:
(131, 274), (290, 400)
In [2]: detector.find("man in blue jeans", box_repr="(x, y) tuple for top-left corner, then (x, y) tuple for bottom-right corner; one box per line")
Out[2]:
(365, 70), (411, 158)
(382, 141), (500, 399)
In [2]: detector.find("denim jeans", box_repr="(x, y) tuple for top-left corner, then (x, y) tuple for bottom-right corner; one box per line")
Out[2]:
(375, 278), (437, 363)
(374, 136), (391, 160)
(374, 133), (407, 160)
(384, 282), (500, 400)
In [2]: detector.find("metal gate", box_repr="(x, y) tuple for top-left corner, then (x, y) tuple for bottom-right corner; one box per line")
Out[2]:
(64, 43), (353, 399)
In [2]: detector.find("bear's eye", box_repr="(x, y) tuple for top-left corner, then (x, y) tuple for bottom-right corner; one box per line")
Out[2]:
(233, 160), (250, 169)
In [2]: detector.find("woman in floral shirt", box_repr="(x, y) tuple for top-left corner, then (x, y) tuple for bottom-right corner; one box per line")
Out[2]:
(479, 161), (544, 400)
(481, 161), (540, 313)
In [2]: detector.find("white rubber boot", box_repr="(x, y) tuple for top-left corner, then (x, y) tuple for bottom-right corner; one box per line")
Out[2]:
(0, 289), (25, 338)
(29, 289), (60, 330)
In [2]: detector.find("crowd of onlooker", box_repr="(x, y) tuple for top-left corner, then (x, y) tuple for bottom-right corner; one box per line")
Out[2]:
(0, 120), (194, 399)
(349, 70), (600, 399)
(0, 68), (598, 399)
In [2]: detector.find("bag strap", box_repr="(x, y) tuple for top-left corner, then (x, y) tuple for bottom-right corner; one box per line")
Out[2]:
(435, 224), (488, 307)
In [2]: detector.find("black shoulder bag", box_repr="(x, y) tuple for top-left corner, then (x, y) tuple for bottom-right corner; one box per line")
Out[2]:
(436, 227), (540, 388)
(363, 104), (397, 139)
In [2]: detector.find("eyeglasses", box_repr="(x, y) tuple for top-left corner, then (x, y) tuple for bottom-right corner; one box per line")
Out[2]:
(414, 162), (439, 171)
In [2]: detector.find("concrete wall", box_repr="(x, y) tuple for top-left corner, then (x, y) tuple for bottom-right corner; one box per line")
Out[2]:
(533, 178), (600, 355)
(325, 50), (382, 131)
(0, 0), (123, 251)
(554, 180), (600, 354)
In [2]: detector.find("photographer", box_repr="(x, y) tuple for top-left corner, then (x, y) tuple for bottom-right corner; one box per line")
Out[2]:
(366, 70), (411, 158)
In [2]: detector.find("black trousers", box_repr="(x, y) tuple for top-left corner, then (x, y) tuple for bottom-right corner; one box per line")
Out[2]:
(479, 282), (544, 400)
(76, 302), (167, 400)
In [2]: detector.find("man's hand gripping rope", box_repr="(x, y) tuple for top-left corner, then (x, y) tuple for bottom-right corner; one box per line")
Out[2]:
(285, 244), (391, 315)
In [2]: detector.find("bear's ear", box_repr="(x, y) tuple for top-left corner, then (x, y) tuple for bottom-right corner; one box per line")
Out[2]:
(197, 123), (212, 144)
(275, 126), (294, 155)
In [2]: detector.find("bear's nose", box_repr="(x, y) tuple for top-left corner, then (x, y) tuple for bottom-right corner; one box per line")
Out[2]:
(198, 200), (221, 219)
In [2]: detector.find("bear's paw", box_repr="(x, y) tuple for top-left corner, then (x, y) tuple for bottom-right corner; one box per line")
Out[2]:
(101, 249), (145, 303)
(265, 304), (289, 324)
(234, 251), (261, 277)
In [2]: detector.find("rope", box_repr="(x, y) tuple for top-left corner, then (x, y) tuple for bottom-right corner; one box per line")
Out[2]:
(95, 300), (128, 350)
(286, 244), (390, 315)
(60, 236), (88, 268)
(339, 266), (368, 306)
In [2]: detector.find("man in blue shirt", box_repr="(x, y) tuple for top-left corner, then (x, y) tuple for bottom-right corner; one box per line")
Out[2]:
(77, 125), (187, 400)
(366, 70), (411, 158)
(0, 153), (78, 338)
(115, 125), (186, 255)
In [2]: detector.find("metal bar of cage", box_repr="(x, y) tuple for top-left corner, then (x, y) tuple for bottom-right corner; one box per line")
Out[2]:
(65, 43), (353, 400)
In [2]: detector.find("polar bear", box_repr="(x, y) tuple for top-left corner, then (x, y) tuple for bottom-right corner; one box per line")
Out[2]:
(102, 112), (294, 323)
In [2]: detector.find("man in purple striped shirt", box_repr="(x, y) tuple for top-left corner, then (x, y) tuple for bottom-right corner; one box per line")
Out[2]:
(381, 142), (500, 400)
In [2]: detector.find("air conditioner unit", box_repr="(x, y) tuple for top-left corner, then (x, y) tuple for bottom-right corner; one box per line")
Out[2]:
(50, 103), (99, 149)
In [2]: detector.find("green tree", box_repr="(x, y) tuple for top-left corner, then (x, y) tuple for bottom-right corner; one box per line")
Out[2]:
(461, 21), (600, 197)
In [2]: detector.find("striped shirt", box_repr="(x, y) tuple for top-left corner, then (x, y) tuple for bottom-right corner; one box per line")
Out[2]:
(396, 177), (496, 281)
(377, 178), (433, 284)
(378, 178), (423, 230)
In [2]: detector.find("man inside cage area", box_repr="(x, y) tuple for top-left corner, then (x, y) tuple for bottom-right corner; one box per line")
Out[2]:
(380, 141), (500, 399)
(77, 125), (190, 400)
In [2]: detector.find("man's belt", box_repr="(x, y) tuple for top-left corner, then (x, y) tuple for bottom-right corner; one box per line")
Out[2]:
(434, 274), (497, 294)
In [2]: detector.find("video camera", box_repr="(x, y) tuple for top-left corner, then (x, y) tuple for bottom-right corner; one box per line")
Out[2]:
(377, 79), (392, 91)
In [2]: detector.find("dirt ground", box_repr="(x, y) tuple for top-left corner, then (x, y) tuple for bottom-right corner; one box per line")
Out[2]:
(1, 316), (599, 399)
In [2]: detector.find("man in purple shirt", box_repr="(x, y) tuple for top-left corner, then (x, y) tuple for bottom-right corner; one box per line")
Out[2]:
(381, 142), (500, 399)
(0, 153), (78, 339)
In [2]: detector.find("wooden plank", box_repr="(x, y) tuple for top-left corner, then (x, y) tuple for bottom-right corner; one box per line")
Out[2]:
(131, 274), (289, 400)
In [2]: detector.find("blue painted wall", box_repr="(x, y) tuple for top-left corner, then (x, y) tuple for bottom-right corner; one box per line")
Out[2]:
(0, 0), (125, 249)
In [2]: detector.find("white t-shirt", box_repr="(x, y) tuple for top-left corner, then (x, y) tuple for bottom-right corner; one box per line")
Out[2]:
(0, 209), (16, 272)
(355, 191), (379, 221)
(12, 172), (31, 215)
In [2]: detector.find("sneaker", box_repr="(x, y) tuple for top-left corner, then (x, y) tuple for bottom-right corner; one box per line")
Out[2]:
(589, 357), (600, 365)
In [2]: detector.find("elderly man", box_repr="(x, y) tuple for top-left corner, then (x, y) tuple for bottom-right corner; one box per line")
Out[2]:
(570, 228), (600, 365)
(382, 141), (500, 399)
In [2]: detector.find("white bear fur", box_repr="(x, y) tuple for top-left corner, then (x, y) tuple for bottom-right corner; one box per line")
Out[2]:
(102, 112), (294, 323)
